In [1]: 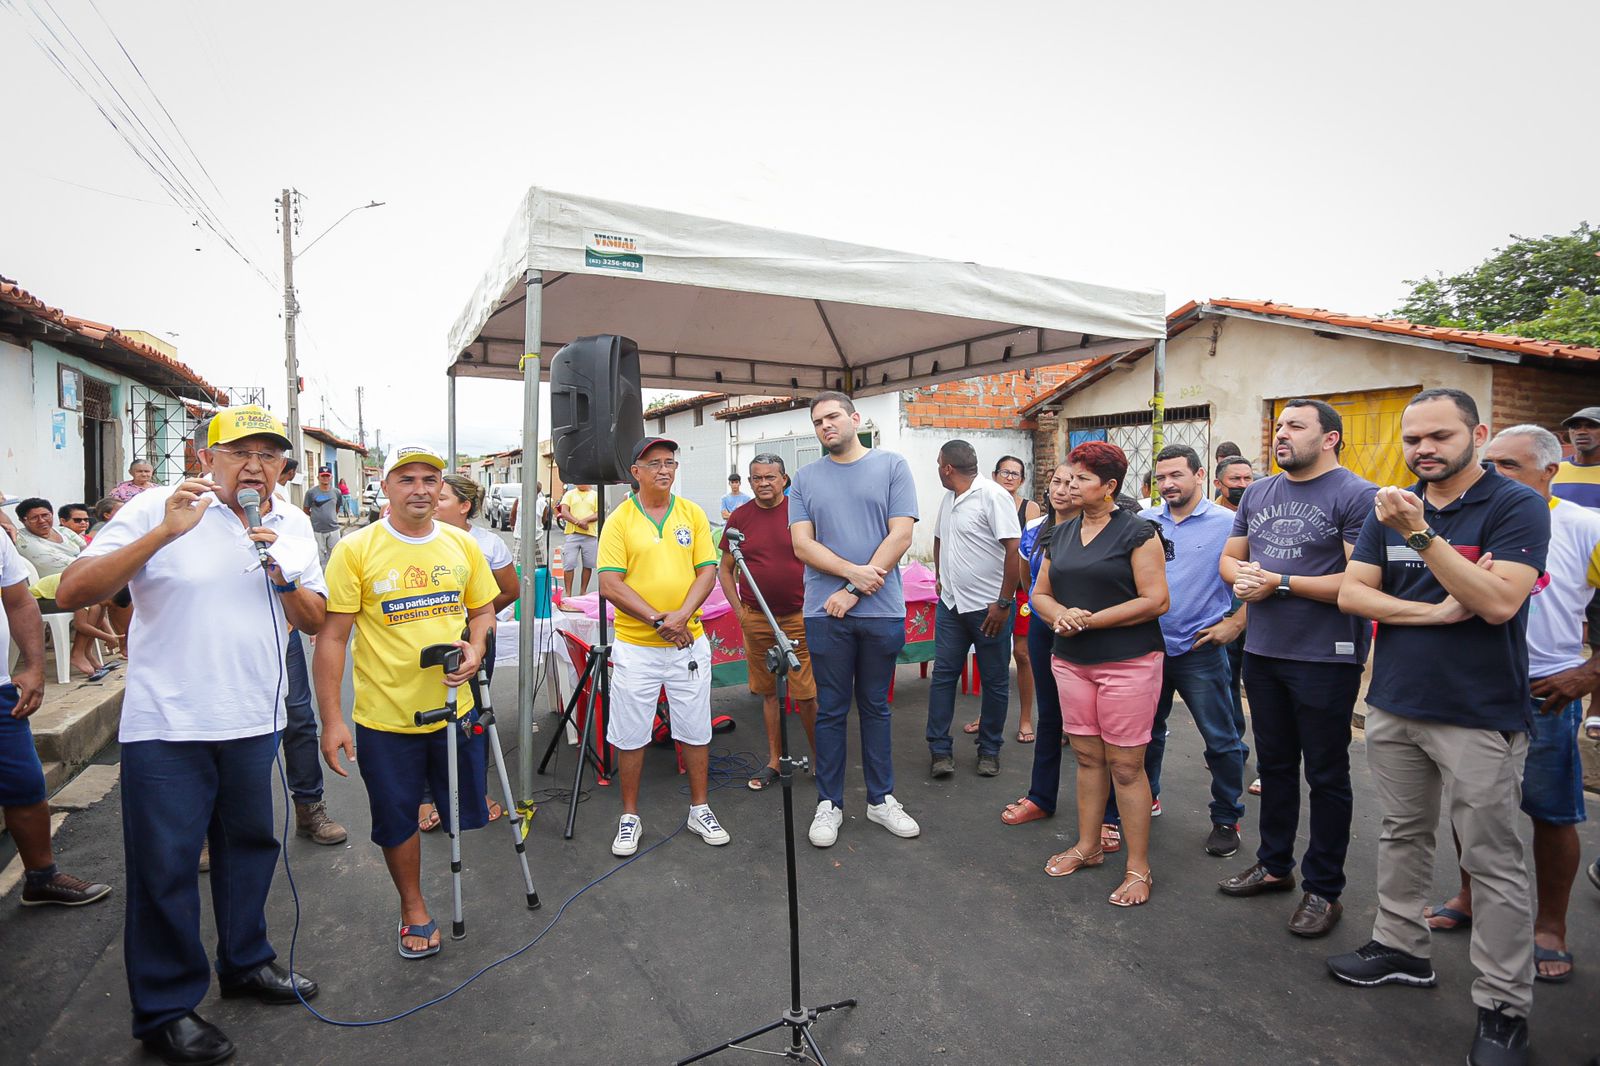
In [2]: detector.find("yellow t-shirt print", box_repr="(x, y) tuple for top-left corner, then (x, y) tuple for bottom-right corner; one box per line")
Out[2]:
(325, 522), (499, 734)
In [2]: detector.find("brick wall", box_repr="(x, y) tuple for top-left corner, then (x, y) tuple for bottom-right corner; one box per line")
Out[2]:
(1490, 363), (1598, 434)
(902, 365), (1084, 432)
(1032, 412), (1061, 499)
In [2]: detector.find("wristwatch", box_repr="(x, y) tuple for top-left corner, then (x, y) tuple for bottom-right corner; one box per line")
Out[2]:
(1405, 527), (1438, 552)
(1273, 573), (1292, 599)
(843, 582), (862, 597)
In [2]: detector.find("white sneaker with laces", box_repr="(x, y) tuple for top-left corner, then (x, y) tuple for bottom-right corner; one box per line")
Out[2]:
(687, 806), (730, 846)
(866, 795), (920, 838)
(612, 814), (642, 857)
(808, 800), (843, 847)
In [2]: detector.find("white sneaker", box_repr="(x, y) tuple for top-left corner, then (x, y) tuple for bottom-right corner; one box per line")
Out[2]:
(808, 800), (843, 847)
(866, 795), (920, 838)
(611, 814), (641, 857)
(687, 806), (730, 846)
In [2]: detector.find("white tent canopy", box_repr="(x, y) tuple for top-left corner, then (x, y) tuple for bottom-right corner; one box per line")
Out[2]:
(446, 188), (1166, 395)
(444, 187), (1166, 803)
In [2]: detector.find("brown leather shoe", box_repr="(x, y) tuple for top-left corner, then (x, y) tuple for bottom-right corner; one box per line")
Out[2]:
(295, 801), (349, 846)
(1288, 892), (1342, 937)
(1217, 862), (1297, 897)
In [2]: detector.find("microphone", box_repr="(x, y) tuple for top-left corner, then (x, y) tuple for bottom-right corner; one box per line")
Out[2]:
(236, 488), (271, 565)
(724, 527), (744, 547)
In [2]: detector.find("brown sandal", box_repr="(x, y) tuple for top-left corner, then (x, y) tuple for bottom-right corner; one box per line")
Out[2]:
(1109, 869), (1153, 907)
(1100, 823), (1122, 853)
(1045, 846), (1105, 878)
(1001, 798), (1050, 825)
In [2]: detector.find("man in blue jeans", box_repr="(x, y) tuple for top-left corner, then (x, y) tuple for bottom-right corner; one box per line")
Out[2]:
(790, 391), (921, 847)
(1136, 445), (1249, 856)
(925, 439), (1020, 778)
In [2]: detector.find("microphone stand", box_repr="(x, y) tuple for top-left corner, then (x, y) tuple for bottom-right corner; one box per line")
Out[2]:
(675, 529), (855, 1066)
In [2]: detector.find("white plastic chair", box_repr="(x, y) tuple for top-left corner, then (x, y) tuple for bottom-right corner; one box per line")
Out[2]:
(15, 556), (74, 684)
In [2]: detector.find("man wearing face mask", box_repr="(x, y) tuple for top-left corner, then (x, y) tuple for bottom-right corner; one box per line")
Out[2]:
(59, 405), (326, 1065)
(1216, 456), (1254, 510)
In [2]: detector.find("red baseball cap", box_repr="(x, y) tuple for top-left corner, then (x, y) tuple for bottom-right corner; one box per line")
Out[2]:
(630, 436), (679, 464)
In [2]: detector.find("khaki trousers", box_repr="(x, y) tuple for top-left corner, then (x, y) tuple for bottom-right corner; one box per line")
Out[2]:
(1365, 707), (1533, 1015)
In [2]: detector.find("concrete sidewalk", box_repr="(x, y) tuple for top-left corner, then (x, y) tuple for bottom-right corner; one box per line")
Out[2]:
(3, 664), (1597, 1065)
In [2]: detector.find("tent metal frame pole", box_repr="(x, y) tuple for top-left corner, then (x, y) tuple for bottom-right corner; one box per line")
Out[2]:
(446, 371), (457, 470)
(516, 269), (544, 803)
(1151, 337), (1167, 455)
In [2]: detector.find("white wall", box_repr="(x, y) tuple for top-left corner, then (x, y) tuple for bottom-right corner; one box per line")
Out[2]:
(658, 397), (734, 517)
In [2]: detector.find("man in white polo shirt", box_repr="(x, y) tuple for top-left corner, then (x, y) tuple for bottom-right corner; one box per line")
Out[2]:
(59, 405), (326, 1066)
(925, 439), (1022, 778)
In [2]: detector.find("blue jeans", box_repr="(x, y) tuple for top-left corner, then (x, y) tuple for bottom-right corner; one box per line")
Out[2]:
(925, 600), (1013, 758)
(1244, 652), (1361, 901)
(1024, 619), (1064, 813)
(806, 614), (905, 807)
(121, 733), (280, 1037)
(1226, 635), (1251, 767)
(1520, 695), (1586, 825)
(1146, 644), (1246, 826)
(281, 632), (324, 804)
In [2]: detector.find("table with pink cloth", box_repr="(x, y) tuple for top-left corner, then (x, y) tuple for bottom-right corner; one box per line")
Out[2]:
(551, 562), (939, 689)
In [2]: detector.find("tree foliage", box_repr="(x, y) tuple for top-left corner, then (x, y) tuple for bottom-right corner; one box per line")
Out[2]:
(1395, 222), (1600, 345)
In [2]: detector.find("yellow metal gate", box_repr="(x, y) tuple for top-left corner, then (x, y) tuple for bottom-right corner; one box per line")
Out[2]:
(1271, 386), (1418, 487)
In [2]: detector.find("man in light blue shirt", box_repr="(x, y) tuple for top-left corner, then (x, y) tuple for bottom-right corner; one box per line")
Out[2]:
(1139, 444), (1249, 857)
(719, 474), (752, 521)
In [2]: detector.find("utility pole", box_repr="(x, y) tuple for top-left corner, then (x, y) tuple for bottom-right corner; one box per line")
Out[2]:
(279, 188), (303, 500)
(356, 385), (366, 448)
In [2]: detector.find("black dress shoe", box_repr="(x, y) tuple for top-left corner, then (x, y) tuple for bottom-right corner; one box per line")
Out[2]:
(1288, 892), (1343, 937)
(219, 961), (318, 1004)
(1217, 862), (1297, 897)
(141, 1011), (235, 1065)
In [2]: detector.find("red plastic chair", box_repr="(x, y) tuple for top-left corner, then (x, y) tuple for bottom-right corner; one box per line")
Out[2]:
(559, 630), (612, 783)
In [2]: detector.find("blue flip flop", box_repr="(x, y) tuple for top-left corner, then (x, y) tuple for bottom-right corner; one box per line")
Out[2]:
(1534, 945), (1573, 984)
(397, 918), (440, 960)
(1426, 902), (1471, 931)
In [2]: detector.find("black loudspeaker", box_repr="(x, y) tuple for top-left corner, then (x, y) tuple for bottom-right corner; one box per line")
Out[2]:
(550, 334), (645, 484)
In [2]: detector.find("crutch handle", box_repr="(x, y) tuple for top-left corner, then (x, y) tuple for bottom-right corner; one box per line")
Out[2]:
(414, 705), (453, 726)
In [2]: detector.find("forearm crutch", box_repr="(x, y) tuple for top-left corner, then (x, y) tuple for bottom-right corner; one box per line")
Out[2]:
(416, 644), (467, 940)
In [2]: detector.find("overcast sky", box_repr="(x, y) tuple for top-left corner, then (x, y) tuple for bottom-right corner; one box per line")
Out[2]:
(4, 0), (1595, 457)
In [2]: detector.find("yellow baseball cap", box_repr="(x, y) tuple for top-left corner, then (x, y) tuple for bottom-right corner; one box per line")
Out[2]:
(207, 405), (292, 449)
(383, 444), (448, 478)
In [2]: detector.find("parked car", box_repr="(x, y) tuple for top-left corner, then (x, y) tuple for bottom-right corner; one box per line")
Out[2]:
(363, 479), (381, 521)
(486, 483), (522, 530)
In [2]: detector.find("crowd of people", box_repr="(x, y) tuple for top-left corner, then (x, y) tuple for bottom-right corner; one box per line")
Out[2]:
(2, 395), (1598, 1066)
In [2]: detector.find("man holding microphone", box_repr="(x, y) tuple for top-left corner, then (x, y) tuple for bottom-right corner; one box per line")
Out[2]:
(60, 405), (325, 1066)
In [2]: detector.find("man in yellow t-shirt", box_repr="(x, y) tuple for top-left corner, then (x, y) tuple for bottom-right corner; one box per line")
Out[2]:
(312, 444), (497, 960)
(596, 437), (727, 857)
(557, 483), (599, 598)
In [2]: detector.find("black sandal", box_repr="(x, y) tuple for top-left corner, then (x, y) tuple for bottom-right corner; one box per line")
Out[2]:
(748, 766), (780, 791)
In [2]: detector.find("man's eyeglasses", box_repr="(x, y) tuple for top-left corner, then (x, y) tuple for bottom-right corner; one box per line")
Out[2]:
(211, 447), (285, 464)
(637, 459), (679, 472)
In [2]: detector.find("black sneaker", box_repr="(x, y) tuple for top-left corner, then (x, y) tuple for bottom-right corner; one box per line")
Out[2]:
(930, 755), (955, 779)
(1468, 1004), (1529, 1066)
(1326, 940), (1436, 988)
(20, 871), (112, 907)
(1204, 823), (1240, 857)
(975, 753), (1000, 777)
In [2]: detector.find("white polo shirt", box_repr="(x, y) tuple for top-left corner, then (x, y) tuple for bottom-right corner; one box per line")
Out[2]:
(934, 476), (1022, 613)
(0, 534), (32, 688)
(79, 486), (328, 743)
(1527, 496), (1600, 678)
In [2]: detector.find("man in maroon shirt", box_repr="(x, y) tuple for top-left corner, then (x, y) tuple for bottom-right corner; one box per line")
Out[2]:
(718, 454), (818, 790)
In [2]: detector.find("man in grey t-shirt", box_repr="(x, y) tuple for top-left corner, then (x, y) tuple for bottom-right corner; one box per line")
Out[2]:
(303, 468), (341, 565)
(789, 392), (921, 848)
(1217, 399), (1377, 941)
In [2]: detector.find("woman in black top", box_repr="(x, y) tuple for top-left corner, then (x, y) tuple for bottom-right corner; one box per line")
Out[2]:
(1031, 442), (1168, 907)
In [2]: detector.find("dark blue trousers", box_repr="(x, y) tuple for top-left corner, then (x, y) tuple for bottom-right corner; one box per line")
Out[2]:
(1023, 619), (1065, 813)
(1226, 635), (1251, 767)
(807, 614), (904, 807)
(925, 600), (1013, 758)
(1243, 652), (1362, 901)
(1145, 644), (1247, 826)
(122, 733), (279, 1037)
(282, 632), (324, 804)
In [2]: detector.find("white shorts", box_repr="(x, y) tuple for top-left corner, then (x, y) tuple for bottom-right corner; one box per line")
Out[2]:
(607, 635), (712, 750)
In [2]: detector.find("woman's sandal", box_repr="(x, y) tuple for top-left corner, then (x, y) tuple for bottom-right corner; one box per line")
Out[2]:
(1001, 797), (1050, 825)
(1045, 846), (1104, 878)
(1109, 869), (1153, 907)
(1100, 823), (1122, 854)
(962, 719), (980, 734)
(1584, 715), (1600, 741)
(487, 799), (504, 823)
(418, 806), (441, 833)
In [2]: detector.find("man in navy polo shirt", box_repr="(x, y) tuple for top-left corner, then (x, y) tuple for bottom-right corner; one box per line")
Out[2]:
(1136, 444), (1248, 857)
(1327, 388), (1548, 1066)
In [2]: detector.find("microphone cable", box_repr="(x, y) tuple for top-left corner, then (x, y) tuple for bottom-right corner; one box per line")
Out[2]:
(253, 531), (687, 1029)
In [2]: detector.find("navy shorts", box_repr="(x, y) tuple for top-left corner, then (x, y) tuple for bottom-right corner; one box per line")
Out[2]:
(1520, 695), (1586, 826)
(356, 719), (490, 848)
(0, 685), (47, 807)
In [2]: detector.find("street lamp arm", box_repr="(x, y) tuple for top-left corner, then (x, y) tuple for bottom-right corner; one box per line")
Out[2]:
(296, 200), (386, 260)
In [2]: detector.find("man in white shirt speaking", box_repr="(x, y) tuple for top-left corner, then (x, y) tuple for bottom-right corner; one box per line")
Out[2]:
(59, 405), (327, 1066)
(925, 439), (1022, 779)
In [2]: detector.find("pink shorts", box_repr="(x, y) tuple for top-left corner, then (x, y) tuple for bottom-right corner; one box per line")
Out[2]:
(1052, 650), (1164, 748)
